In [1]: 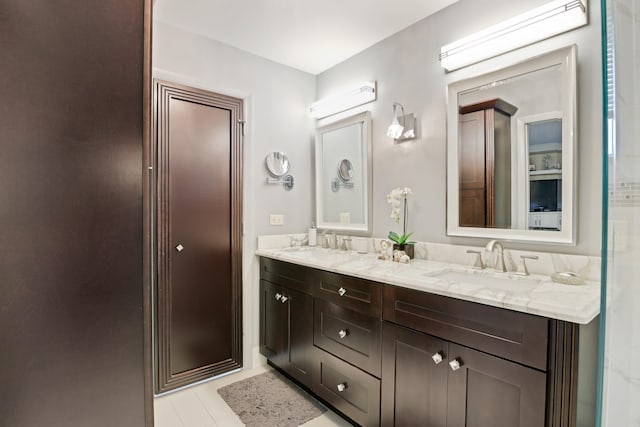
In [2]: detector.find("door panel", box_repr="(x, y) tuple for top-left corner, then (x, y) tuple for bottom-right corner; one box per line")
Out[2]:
(459, 111), (486, 227)
(260, 280), (288, 365)
(381, 323), (448, 427)
(446, 343), (546, 427)
(168, 98), (232, 374)
(286, 287), (314, 387)
(156, 81), (242, 392)
(0, 1), (150, 425)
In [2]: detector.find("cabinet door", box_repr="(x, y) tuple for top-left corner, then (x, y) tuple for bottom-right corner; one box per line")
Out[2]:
(259, 280), (287, 367)
(285, 286), (314, 388)
(459, 110), (487, 227)
(446, 343), (546, 427)
(381, 323), (448, 427)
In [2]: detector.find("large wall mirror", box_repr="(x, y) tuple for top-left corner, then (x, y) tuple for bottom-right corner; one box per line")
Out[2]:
(315, 111), (372, 234)
(446, 45), (577, 244)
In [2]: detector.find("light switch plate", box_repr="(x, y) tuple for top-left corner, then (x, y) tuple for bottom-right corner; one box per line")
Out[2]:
(270, 214), (284, 226)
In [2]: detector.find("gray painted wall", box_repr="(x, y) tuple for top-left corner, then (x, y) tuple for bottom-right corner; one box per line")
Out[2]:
(152, 0), (603, 370)
(317, 0), (603, 255)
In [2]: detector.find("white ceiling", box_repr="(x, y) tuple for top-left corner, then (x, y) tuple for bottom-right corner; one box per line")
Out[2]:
(153, 0), (459, 75)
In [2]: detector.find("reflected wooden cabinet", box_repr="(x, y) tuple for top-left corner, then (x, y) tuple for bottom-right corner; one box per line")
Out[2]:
(459, 98), (517, 228)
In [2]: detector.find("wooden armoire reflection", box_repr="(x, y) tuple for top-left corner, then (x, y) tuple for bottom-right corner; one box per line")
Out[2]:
(458, 98), (517, 228)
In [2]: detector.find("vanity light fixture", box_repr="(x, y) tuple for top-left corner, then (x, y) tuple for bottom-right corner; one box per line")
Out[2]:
(387, 102), (416, 141)
(310, 81), (376, 119)
(439, 0), (587, 72)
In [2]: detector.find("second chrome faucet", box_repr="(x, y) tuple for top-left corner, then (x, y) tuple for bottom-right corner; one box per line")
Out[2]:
(485, 240), (507, 272)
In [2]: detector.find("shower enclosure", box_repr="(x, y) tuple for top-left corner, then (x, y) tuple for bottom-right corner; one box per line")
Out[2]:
(598, 0), (640, 425)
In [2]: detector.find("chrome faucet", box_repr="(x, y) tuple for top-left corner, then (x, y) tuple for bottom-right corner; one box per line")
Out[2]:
(485, 240), (507, 272)
(321, 230), (337, 249)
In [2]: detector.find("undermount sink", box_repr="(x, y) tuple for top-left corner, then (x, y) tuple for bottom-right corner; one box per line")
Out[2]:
(426, 269), (541, 293)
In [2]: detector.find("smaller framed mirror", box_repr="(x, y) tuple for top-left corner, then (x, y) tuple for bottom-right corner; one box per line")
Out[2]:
(315, 112), (372, 234)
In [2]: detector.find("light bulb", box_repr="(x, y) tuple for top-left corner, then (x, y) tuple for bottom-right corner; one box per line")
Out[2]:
(387, 117), (404, 139)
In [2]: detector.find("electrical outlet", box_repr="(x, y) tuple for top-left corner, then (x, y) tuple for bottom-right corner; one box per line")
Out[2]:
(270, 214), (284, 226)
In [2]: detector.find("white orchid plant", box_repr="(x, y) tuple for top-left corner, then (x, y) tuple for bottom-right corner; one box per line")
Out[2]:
(386, 187), (415, 246)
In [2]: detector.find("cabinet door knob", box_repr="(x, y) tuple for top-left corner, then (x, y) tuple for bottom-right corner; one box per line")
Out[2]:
(449, 358), (462, 371)
(338, 329), (349, 339)
(274, 293), (282, 301)
(432, 352), (444, 365)
(175, 244), (185, 252)
(336, 383), (347, 392)
(280, 295), (288, 303)
(338, 287), (347, 297)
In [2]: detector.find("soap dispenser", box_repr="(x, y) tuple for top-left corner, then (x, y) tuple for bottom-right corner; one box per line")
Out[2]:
(308, 223), (317, 246)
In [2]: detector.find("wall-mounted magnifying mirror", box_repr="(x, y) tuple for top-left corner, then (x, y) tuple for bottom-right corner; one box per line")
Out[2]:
(265, 152), (290, 177)
(446, 45), (576, 244)
(338, 158), (354, 182)
(265, 152), (294, 190)
(331, 158), (356, 192)
(316, 112), (372, 234)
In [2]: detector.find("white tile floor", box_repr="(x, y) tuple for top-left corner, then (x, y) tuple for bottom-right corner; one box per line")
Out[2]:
(153, 365), (352, 427)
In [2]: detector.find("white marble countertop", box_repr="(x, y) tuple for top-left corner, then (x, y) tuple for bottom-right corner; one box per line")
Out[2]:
(256, 246), (600, 324)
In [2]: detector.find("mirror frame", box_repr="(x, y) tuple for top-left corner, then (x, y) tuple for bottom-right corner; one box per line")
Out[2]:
(446, 45), (577, 244)
(315, 111), (372, 235)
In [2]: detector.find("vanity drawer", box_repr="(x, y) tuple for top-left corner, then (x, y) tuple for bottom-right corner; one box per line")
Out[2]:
(313, 347), (380, 427)
(383, 285), (549, 370)
(314, 299), (382, 377)
(260, 257), (311, 293)
(312, 270), (382, 317)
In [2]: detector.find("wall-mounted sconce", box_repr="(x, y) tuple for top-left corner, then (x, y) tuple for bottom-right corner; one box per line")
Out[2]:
(386, 102), (416, 142)
(439, 0), (587, 72)
(310, 82), (376, 119)
(265, 152), (294, 190)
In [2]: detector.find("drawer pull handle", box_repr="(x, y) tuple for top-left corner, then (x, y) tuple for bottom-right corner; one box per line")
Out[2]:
(449, 358), (462, 371)
(280, 295), (288, 303)
(338, 287), (347, 297)
(336, 383), (347, 393)
(432, 352), (444, 365)
(338, 329), (349, 339)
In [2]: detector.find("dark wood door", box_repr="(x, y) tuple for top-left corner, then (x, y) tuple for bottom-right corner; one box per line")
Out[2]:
(155, 81), (243, 393)
(0, 1), (151, 426)
(381, 323), (448, 427)
(446, 343), (546, 427)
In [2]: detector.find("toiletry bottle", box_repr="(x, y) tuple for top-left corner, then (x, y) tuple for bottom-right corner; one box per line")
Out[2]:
(308, 223), (317, 246)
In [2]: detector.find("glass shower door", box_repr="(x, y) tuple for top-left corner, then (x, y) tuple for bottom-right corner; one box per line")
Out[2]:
(598, 0), (640, 425)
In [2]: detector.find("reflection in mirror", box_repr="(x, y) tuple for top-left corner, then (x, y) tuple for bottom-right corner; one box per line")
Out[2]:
(447, 46), (576, 244)
(315, 112), (372, 234)
(338, 158), (354, 182)
(265, 152), (290, 177)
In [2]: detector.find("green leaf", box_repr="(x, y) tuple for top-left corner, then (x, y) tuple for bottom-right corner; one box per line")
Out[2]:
(388, 231), (400, 243)
(397, 232), (413, 244)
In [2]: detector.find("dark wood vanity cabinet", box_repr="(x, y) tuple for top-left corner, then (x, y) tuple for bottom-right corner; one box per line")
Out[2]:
(259, 258), (579, 427)
(311, 271), (382, 427)
(259, 259), (314, 388)
(382, 285), (575, 427)
(382, 322), (546, 427)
